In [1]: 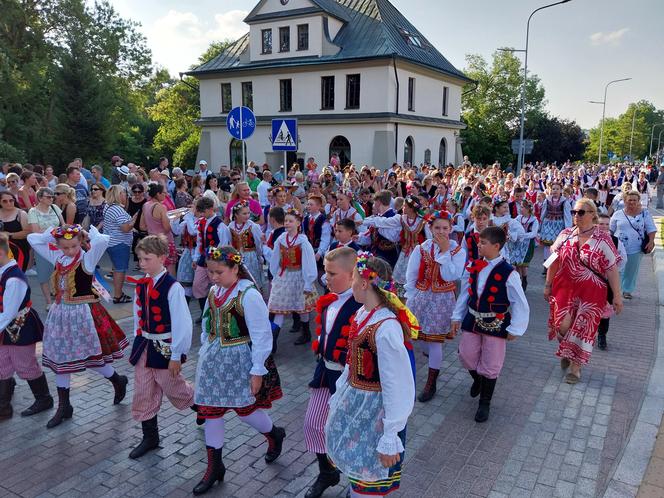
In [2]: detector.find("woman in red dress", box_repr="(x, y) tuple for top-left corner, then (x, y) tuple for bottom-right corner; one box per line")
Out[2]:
(544, 198), (623, 384)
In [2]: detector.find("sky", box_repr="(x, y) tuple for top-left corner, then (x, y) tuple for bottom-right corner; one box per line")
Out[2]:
(104, 0), (664, 129)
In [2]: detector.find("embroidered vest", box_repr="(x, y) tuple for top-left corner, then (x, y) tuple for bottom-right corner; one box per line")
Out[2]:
(415, 244), (459, 293)
(206, 288), (251, 347)
(129, 273), (180, 369)
(231, 226), (256, 252)
(546, 199), (564, 220)
(371, 209), (399, 266)
(399, 217), (425, 256)
(465, 232), (479, 263)
(309, 295), (362, 394)
(279, 244), (302, 271)
(348, 318), (395, 392)
(197, 216), (223, 266)
(51, 258), (98, 305)
(461, 261), (513, 339)
(303, 214), (326, 250)
(0, 265), (43, 346)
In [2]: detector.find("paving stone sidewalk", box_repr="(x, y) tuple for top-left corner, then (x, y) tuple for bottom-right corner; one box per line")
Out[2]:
(0, 247), (657, 498)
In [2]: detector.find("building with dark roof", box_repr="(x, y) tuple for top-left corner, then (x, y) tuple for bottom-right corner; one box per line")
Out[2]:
(187, 0), (469, 171)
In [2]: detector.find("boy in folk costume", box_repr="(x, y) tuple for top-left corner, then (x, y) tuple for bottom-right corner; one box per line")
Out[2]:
(192, 246), (285, 495)
(0, 232), (52, 420)
(464, 205), (491, 265)
(192, 196), (231, 314)
(359, 190), (400, 269)
(128, 235), (195, 459)
(303, 247), (362, 498)
(405, 211), (466, 402)
(28, 225), (128, 429)
(328, 218), (361, 253)
(325, 253), (417, 497)
(450, 227), (529, 423)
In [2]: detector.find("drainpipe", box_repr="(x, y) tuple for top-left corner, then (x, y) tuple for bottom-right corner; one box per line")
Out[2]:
(392, 55), (399, 163)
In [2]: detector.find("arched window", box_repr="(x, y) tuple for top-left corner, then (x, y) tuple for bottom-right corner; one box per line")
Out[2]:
(404, 136), (414, 165)
(424, 149), (431, 164)
(229, 139), (245, 168)
(438, 137), (447, 167)
(329, 136), (351, 167)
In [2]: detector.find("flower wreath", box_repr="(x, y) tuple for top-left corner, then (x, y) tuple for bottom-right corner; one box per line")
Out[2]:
(424, 210), (452, 225)
(404, 195), (426, 216)
(206, 246), (242, 264)
(355, 251), (396, 293)
(51, 224), (83, 240)
(231, 200), (250, 213)
(284, 207), (302, 219)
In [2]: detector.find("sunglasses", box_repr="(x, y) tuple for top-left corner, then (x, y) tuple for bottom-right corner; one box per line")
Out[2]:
(132, 189), (143, 194)
(55, 192), (66, 196)
(91, 188), (101, 192)
(570, 209), (588, 216)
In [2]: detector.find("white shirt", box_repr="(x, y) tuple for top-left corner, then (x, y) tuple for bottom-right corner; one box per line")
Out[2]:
(452, 256), (530, 337)
(323, 288), (353, 350)
(28, 225), (109, 273)
(305, 212), (332, 258)
(332, 306), (415, 456)
(0, 260), (28, 332)
(194, 215), (231, 257)
(257, 180), (271, 206)
(404, 239), (466, 300)
(358, 212), (401, 245)
(515, 215), (539, 241)
(132, 269), (192, 358)
(202, 279), (270, 376)
(269, 233), (318, 291)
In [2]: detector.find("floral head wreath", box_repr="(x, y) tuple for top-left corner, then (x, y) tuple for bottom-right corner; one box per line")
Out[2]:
(404, 195), (425, 216)
(285, 207), (302, 219)
(232, 200), (249, 213)
(271, 186), (286, 195)
(338, 188), (354, 200)
(424, 210), (452, 225)
(355, 251), (396, 293)
(206, 246), (242, 264)
(51, 224), (83, 240)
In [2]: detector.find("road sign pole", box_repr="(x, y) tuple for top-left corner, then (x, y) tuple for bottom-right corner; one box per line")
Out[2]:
(240, 106), (246, 178)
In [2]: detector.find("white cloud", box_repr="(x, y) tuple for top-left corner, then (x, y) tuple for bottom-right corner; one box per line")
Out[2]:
(589, 28), (629, 46)
(146, 9), (249, 75)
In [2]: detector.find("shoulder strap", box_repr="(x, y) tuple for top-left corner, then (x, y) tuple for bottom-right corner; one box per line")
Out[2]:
(622, 210), (644, 239)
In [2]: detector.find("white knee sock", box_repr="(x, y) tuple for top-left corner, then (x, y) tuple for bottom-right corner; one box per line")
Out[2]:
(273, 314), (285, 327)
(239, 409), (274, 433)
(90, 364), (115, 378)
(428, 342), (443, 370)
(204, 418), (225, 449)
(55, 373), (71, 389)
(300, 313), (310, 323)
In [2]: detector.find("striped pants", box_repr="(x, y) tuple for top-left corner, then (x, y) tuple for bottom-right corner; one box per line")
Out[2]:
(131, 350), (194, 422)
(0, 344), (43, 381)
(303, 387), (331, 454)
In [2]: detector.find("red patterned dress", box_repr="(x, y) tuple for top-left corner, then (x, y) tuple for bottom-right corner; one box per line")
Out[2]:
(547, 227), (620, 364)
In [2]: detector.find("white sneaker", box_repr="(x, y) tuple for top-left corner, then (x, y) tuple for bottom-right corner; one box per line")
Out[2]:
(25, 268), (37, 276)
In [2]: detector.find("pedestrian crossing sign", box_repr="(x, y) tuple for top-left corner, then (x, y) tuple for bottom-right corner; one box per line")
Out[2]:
(271, 119), (298, 151)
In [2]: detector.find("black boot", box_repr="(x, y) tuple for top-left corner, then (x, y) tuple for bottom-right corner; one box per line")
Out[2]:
(46, 387), (73, 429)
(598, 332), (607, 350)
(294, 321), (311, 346)
(305, 453), (340, 498)
(108, 372), (128, 405)
(21, 374), (54, 416)
(289, 312), (301, 333)
(522, 275), (528, 291)
(474, 376), (497, 423)
(598, 318), (609, 350)
(271, 325), (281, 355)
(193, 446), (225, 495)
(469, 370), (481, 398)
(129, 415), (160, 459)
(0, 377), (16, 421)
(418, 368), (440, 402)
(263, 425), (286, 463)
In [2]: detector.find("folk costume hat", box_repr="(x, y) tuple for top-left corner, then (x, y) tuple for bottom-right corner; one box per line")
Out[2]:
(424, 209), (452, 225)
(404, 195), (426, 216)
(51, 225), (83, 240)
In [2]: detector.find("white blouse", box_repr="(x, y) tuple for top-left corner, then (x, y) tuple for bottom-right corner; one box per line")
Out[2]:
(28, 225), (109, 273)
(404, 239), (466, 300)
(0, 260), (28, 332)
(269, 232), (318, 291)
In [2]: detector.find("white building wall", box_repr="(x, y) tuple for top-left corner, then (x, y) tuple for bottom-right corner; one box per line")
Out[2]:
(395, 124), (457, 166)
(394, 66), (462, 121)
(249, 15), (324, 61)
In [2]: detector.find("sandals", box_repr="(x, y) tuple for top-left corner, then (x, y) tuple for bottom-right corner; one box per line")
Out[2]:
(564, 372), (580, 385)
(113, 293), (132, 304)
(623, 292), (633, 300)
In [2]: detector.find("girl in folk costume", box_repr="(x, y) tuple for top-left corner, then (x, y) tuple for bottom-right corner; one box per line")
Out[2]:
(172, 206), (198, 298)
(325, 254), (417, 497)
(229, 201), (265, 291)
(430, 183), (450, 212)
(362, 195), (426, 298)
(448, 200), (466, 244)
(539, 182), (572, 258)
(193, 246), (285, 495)
(491, 201), (525, 265)
(330, 190), (363, 228)
(635, 171), (650, 207)
(28, 225), (128, 429)
(0, 232), (52, 421)
(595, 172), (610, 207)
(268, 208), (319, 348)
(507, 200), (540, 291)
(405, 211), (466, 403)
(525, 180), (539, 205)
(534, 191), (546, 222)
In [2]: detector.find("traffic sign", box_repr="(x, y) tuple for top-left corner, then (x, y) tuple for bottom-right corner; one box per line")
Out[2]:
(226, 106), (256, 140)
(511, 139), (535, 155)
(271, 119), (298, 151)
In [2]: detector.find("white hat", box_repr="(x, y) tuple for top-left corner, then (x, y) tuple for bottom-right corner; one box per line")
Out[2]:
(159, 169), (171, 179)
(117, 165), (129, 176)
(246, 167), (257, 175)
(199, 160), (208, 166)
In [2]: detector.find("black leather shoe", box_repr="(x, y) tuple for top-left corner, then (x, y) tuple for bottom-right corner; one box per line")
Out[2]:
(109, 372), (128, 405)
(305, 470), (340, 498)
(193, 446), (225, 495)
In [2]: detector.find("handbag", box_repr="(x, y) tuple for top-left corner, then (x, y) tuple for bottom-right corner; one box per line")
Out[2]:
(622, 210), (651, 254)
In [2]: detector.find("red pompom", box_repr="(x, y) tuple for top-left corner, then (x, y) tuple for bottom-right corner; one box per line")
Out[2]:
(490, 286), (498, 293)
(340, 325), (351, 338)
(155, 324), (165, 332)
(151, 306), (161, 314)
(332, 350), (341, 362)
(494, 273), (503, 281)
(150, 290), (160, 299)
(311, 340), (319, 352)
(468, 288), (473, 295)
(487, 296), (495, 303)
(154, 315), (162, 322)
(496, 313), (505, 319)
(138, 320), (145, 328)
(336, 339), (348, 349)
(315, 314), (322, 324)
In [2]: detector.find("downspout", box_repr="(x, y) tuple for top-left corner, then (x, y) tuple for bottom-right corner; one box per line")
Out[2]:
(392, 55), (399, 163)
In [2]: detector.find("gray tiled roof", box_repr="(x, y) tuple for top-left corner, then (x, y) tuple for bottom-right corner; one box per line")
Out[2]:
(188, 0), (469, 82)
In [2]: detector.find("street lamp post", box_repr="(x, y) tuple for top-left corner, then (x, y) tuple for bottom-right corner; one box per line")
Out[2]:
(597, 78), (632, 165)
(658, 129), (664, 165)
(650, 123), (664, 158)
(515, 0), (572, 176)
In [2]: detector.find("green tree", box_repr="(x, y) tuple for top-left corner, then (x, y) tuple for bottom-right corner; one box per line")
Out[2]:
(461, 50), (546, 166)
(524, 113), (586, 164)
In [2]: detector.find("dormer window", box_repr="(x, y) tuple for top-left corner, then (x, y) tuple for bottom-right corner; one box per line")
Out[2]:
(261, 29), (272, 54)
(279, 27), (290, 52)
(398, 27), (427, 50)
